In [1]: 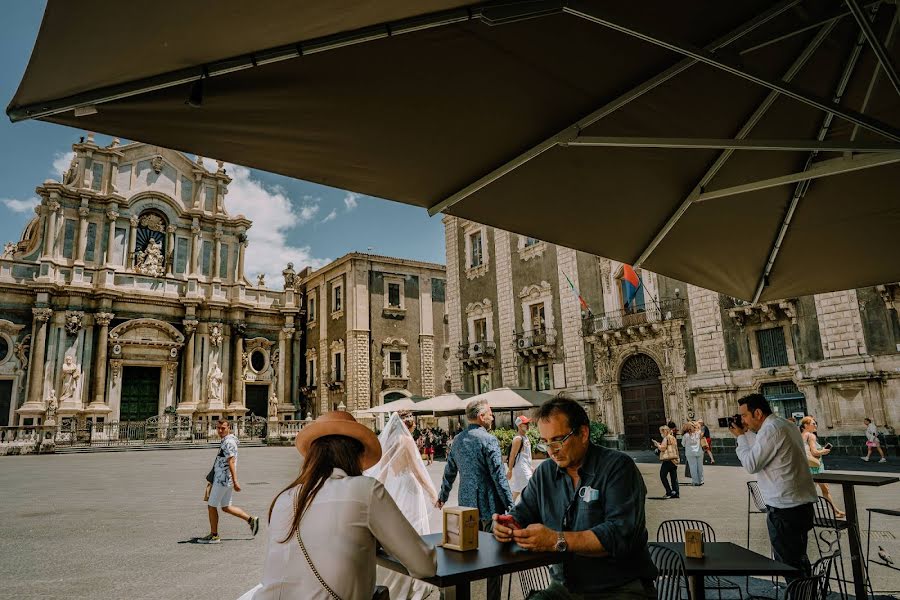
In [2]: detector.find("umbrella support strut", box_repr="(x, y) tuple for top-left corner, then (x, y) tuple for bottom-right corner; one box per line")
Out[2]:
(845, 0), (900, 98)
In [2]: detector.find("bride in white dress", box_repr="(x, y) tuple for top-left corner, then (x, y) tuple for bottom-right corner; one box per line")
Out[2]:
(365, 412), (439, 600)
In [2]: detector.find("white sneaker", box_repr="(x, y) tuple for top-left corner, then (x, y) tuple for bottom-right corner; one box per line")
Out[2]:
(861, 457), (870, 462)
(879, 458), (887, 463)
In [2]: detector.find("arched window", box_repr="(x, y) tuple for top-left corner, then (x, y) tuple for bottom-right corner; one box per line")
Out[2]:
(619, 353), (661, 383)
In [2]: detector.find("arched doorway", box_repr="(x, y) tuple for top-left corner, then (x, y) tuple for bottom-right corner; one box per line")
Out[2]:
(619, 353), (665, 450)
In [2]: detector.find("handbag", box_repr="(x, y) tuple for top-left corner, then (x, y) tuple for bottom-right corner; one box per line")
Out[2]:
(700, 436), (709, 451)
(805, 444), (821, 468)
(659, 436), (679, 463)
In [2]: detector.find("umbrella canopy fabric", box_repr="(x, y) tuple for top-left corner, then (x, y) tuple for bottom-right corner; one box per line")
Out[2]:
(470, 387), (554, 410)
(408, 391), (475, 416)
(8, 1), (900, 301)
(356, 397), (418, 415)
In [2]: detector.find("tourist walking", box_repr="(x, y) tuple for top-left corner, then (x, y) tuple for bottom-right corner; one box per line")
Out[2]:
(653, 425), (679, 499)
(437, 398), (513, 600)
(199, 419), (259, 544)
(800, 416), (845, 518)
(682, 422), (704, 486)
(862, 417), (887, 463)
(366, 411), (438, 600)
(698, 418), (715, 464)
(424, 429), (435, 466)
(238, 411), (436, 600)
(507, 415), (534, 502)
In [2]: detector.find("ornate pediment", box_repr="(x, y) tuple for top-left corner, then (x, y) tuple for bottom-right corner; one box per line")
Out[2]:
(245, 337), (275, 352)
(465, 299), (492, 318)
(0, 319), (25, 337)
(519, 281), (552, 301)
(382, 336), (409, 350)
(109, 318), (185, 347)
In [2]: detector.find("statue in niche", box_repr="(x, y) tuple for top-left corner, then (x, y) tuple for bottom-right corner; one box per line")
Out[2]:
(45, 390), (58, 424)
(207, 362), (223, 403)
(282, 263), (296, 290)
(268, 392), (278, 419)
(135, 238), (165, 277)
(59, 356), (81, 404)
(241, 352), (250, 378)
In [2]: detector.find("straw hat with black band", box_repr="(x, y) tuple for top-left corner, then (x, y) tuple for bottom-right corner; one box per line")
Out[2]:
(295, 411), (382, 470)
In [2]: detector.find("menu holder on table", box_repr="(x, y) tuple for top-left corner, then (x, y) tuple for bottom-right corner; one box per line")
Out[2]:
(442, 507), (479, 551)
(684, 529), (704, 558)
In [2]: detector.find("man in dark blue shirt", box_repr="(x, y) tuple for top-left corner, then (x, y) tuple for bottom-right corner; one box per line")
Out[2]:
(494, 397), (657, 599)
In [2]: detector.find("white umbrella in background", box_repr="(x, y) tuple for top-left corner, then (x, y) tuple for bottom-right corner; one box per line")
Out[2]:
(356, 397), (417, 415)
(470, 387), (554, 410)
(408, 391), (475, 416)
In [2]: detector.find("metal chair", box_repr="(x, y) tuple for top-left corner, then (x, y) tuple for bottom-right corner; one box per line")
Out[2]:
(516, 566), (552, 599)
(657, 520), (743, 599)
(865, 507), (900, 597)
(784, 576), (822, 600)
(811, 495), (850, 599)
(811, 553), (838, 599)
(649, 543), (688, 600)
(746, 481), (769, 550)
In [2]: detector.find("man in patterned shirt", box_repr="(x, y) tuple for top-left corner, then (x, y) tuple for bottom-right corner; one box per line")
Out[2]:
(437, 398), (513, 600)
(198, 419), (260, 544)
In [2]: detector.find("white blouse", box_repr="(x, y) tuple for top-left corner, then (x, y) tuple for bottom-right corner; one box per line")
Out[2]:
(240, 469), (437, 600)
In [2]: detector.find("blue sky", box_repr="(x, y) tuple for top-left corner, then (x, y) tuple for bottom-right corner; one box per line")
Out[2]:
(0, 2), (446, 282)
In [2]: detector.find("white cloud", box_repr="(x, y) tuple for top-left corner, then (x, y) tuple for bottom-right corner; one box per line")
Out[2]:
(343, 192), (359, 212)
(221, 164), (330, 288)
(320, 209), (338, 224)
(52, 151), (75, 180)
(2, 197), (40, 214)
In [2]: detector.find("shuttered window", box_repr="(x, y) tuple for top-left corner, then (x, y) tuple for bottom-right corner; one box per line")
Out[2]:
(757, 327), (789, 367)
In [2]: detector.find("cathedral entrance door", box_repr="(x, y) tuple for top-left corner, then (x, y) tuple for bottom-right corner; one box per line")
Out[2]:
(0, 380), (12, 426)
(619, 354), (665, 450)
(119, 366), (161, 422)
(245, 384), (269, 418)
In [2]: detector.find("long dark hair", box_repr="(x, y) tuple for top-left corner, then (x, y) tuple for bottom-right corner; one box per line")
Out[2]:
(269, 435), (365, 543)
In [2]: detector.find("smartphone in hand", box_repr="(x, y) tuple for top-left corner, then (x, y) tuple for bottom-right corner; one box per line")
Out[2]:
(497, 514), (521, 530)
(823, 443), (833, 450)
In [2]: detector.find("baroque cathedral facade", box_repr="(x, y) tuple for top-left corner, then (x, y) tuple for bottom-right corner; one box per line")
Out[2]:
(444, 216), (900, 450)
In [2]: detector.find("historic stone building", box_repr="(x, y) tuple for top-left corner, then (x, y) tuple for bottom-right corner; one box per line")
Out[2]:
(0, 137), (301, 430)
(444, 216), (900, 450)
(297, 253), (448, 416)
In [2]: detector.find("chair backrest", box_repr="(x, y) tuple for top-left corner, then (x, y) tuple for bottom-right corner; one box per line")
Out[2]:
(649, 543), (687, 600)
(812, 554), (836, 598)
(747, 481), (768, 512)
(657, 519), (718, 543)
(785, 575), (822, 600)
(812, 495), (839, 527)
(518, 566), (552, 598)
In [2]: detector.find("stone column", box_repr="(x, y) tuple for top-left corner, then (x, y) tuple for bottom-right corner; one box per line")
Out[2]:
(189, 221), (200, 276)
(127, 215), (139, 269)
(76, 204), (90, 263)
(419, 275), (435, 397)
(91, 312), (115, 406)
(443, 216), (464, 391)
(166, 224), (177, 275)
(213, 227), (222, 281)
(26, 308), (53, 406)
(43, 201), (60, 258)
(180, 320), (199, 410)
(231, 326), (244, 408)
(104, 209), (119, 267)
(237, 235), (248, 283)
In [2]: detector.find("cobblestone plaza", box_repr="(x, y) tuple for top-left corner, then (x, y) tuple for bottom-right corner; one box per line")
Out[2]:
(1, 449), (897, 599)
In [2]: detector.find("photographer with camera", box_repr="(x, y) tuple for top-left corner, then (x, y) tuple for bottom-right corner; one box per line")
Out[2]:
(727, 394), (817, 580)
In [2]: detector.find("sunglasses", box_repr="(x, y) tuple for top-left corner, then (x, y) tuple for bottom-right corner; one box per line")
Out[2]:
(536, 429), (576, 453)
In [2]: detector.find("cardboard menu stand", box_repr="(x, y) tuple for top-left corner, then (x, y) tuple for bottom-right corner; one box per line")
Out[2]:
(442, 507), (479, 551)
(684, 529), (704, 558)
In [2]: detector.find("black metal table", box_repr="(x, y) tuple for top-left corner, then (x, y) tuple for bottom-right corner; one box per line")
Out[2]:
(813, 472), (899, 600)
(655, 542), (798, 600)
(377, 531), (560, 600)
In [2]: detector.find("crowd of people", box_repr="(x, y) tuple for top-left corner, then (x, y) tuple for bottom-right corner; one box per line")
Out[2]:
(194, 391), (889, 599)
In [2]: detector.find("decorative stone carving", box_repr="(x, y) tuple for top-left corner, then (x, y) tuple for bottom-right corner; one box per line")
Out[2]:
(233, 322), (247, 337)
(129, 215), (139, 228)
(94, 312), (115, 327)
(33, 308), (53, 323)
(282, 262), (296, 289)
(182, 319), (199, 336)
(150, 154), (164, 174)
(106, 209), (119, 222)
(14, 334), (30, 371)
(268, 392), (278, 420)
(45, 390), (58, 424)
(726, 298), (799, 328)
(382, 336), (409, 349)
(64, 311), (84, 336)
(245, 337), (274, 352)
(257, 273), (266, 288)
(519, 281), (553, 301)
(62, 155), (78, 185)
(207, 362), (223, 402)
(139, 213), (166, 232)
(209, 324), (223, 348)
(2, 241), (14, 258)
(134, 238), (165, 277)
(59, 356), (81, 404)
(242, 352), (250, 377)
(167, 362), (178, 386)
(110, 359), (122, 381)
(517, 236), (547, 262)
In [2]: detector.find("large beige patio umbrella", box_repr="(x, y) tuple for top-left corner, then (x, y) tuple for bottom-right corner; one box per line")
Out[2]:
(469, 387), (554, 410)
(356, 397), (419, 415)
(8, 0), (900, 301)
(408, 392), (475, 416)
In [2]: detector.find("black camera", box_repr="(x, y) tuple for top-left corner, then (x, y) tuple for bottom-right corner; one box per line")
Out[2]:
(718, 414), (743, 429)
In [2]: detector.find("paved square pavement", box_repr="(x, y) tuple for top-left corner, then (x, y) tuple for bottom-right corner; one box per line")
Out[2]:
(1, 448), (897, 599)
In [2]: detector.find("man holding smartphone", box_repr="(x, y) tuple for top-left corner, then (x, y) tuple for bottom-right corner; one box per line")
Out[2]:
(730, 394), (817, 580)
(493, 396), (657, 599)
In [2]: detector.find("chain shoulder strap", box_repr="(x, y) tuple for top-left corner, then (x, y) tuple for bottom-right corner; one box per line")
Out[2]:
(294, 492), (343, 600)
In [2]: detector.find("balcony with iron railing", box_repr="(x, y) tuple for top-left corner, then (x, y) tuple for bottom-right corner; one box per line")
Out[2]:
(457, 340), (497, 368)
(582, 297), (687, 337)
(513, 327), (557, 355)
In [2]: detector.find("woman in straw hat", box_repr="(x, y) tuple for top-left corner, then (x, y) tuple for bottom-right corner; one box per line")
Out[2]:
(238, 411), (436, 600)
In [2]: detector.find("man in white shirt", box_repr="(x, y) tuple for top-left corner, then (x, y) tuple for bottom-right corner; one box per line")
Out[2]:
(729, 394), (818, 579)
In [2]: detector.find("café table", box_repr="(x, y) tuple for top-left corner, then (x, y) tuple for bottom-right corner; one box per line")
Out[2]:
(376, 531), (560, 600)
(654, 541), (798, 600)
(813, 472), (899, 600)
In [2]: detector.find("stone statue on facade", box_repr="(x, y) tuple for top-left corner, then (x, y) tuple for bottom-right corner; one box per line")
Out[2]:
(209, 324), (222, 348)
(64, 311), (84, 337)
(2, 241), (15, 259)
(59, 356), (81, 404)
(135, 238), (165, 277)
(62, 156), (78, 186)
(14, 334), (31, 371)
(207, 362), (223, 403)
(256, 273), (266, 288)
(45, 390), (58, 424)
(241, 352), (250, 378)
(268, 392), (278, 420)
(282, 263), (296, 290)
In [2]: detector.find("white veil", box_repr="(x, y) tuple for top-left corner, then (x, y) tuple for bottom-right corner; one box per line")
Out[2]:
(365, 412), (437, 533)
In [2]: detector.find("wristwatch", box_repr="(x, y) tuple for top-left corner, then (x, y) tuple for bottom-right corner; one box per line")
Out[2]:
(554, 531), (568, 552)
